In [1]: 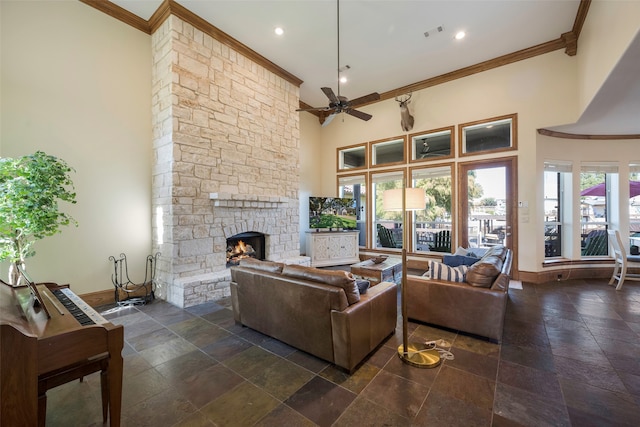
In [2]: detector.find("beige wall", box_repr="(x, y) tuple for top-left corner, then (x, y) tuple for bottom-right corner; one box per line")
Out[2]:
(576, 0), (640, 114)
(0, 1), (152, 294)
(299, 111), (323, 250)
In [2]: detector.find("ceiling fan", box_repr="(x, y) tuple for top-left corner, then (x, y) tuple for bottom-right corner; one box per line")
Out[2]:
(297, 0), (380, 126)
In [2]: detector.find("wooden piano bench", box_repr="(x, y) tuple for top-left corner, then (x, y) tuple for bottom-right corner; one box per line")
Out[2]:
(37, 353), (110, 427)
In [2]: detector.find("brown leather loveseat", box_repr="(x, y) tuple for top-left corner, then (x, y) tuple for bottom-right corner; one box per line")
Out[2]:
(405, 245), (513, 342)
(230, 258), (397, 372)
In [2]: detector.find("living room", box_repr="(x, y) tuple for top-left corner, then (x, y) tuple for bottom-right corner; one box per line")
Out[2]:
(2, 1), (640, 425)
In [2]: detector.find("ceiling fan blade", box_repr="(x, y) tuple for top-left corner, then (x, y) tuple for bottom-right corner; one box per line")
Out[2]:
(296, 107), (331, 112)
(322, 112), (338, 127)
(321, 87), (340, 104)
(348, 92), (380, 107)
(345, 109), (373, 121)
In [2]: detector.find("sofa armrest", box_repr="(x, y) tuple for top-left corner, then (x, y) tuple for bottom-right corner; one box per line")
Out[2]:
(331, 281), (397, 372)
(406, 275), (508, 342)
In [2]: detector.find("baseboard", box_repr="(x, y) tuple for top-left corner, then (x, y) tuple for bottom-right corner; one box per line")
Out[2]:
(79, 289), (115, 308)
(519, 267), (612, 284)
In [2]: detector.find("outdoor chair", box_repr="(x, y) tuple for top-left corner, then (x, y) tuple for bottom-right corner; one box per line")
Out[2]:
(607, 229), (640, 290)
(581, 230), (608, 256)
(377, 224), (402, 248)
(430, 230), (451, 253)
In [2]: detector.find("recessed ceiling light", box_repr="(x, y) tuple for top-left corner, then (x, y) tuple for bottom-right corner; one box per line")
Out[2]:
(455, 31), (466, 40)
(274, 27), (284, 36)
(339, 76), (347, 84)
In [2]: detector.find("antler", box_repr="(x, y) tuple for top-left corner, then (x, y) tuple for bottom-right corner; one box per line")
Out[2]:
(395, 93), (412, 104)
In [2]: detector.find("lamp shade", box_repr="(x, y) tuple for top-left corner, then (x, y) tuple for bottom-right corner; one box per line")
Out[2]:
(383, 188), (426, 211)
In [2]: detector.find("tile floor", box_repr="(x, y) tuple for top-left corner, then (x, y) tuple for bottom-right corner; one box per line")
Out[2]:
(46, 278), (640, 426)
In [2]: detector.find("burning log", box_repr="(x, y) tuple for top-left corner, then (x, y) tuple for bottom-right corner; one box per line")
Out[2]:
(226, 240), (256, 265)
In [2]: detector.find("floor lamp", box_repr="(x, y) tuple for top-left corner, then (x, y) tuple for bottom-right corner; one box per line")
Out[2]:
(383, 186), (441, 368)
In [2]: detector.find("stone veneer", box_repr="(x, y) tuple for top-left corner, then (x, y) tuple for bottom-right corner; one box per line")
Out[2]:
(151, 16), (304, 308)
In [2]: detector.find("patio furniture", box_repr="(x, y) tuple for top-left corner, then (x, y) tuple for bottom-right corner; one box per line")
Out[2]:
(377, 224), (402, 248)
(581, 230), (608, 256)
(429, 230), (451, 253)
(607, 229), (640, 290)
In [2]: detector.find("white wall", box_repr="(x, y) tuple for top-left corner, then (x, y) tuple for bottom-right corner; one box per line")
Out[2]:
(298, 110), (323, 253)
(1, 1), (152, 294)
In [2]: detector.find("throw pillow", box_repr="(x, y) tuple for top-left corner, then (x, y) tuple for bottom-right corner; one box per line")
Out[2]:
(443, 255), (479, 267)
(454, 246), (468, 256)
(425, 260), (468, 282)
(281, 264), (360, 305)
(356, 279), (370, 294)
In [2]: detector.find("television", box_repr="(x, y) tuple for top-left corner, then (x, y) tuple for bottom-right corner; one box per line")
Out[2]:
(309, 196), (357, 230)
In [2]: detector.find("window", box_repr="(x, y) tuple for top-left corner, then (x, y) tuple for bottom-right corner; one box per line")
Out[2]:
(409, 127), (454, 162)
(544, 161), (572, 258)
(371, 170), (405, 250)
(337, 144), (367, 171)
(580, 163), (618, 257)
(459, 114), (517, 156)
(338, 174), (367, 246)
(412, 166), (453, 253)
(370, 137), (405, 167)
(629, 163), (640, 254)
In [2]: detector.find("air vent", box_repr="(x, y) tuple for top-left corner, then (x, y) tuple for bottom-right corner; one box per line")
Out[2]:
(424, 26), (444, 38)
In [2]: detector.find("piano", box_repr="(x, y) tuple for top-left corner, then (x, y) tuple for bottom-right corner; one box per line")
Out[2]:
(1, 280), (123, 426)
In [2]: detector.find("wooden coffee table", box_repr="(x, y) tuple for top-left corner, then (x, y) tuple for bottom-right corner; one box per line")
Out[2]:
(350, 258), (402, 285)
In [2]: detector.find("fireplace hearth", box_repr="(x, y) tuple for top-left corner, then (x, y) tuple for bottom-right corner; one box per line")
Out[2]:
(226, 232), (265, 267)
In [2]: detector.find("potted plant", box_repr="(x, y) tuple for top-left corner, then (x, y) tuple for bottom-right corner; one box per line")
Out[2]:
(0, 151), (77, 285)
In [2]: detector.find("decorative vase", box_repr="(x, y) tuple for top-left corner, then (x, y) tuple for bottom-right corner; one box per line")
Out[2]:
(8, 260), (25, 287)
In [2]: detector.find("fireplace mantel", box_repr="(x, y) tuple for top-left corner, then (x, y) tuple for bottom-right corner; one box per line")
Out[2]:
(209, 192), (289, 209)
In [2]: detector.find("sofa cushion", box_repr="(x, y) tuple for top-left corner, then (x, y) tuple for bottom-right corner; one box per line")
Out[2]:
(424, 260), (468, 282)
(239, 258), (284, 273)
(443, 254), (479, 267)
(281, 264), (360, 305)
(466, 245), (506, 288)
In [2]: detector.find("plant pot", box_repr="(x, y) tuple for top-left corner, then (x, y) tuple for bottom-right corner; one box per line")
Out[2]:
(8, 260), (25, 287)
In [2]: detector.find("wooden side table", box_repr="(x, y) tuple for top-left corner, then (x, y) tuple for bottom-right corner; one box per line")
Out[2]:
(350, 258), (402, 285)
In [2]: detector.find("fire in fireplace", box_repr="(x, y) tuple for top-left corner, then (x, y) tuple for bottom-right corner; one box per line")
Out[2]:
(226, 232), (265, 267)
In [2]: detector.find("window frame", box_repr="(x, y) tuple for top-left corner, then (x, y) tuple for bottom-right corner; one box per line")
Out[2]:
(410, 163), (454, 253)
(409, 126), (455, 163)
(337, 143), (368, 171)
(369, 136), (406, 168)
(458, 113), (517, 157)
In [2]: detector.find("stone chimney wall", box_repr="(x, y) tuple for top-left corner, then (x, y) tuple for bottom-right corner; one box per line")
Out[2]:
(151, 16), (301, 307)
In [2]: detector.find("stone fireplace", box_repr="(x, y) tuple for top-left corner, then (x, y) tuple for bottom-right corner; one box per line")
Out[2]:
(150, 15), (309, 308)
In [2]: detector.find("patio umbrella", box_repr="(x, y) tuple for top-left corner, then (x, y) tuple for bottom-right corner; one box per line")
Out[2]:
(581, 180), (640, 198)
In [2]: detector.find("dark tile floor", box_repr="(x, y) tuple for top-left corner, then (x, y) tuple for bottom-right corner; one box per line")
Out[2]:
(46, 278), (640, 426)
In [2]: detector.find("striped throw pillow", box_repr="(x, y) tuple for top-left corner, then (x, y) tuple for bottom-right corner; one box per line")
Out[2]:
(425, 260), (468, 282)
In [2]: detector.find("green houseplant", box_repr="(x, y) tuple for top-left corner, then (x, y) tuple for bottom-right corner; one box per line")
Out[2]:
(0, 151), (77, 285)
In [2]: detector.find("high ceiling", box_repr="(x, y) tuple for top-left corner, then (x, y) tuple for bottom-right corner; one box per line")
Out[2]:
(106, 0), (639, 136)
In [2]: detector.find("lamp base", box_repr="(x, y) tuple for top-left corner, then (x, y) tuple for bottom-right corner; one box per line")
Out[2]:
(397, 343), (442, 368)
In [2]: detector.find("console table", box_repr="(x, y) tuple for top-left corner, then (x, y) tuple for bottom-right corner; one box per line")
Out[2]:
(306, 231), (359, 267)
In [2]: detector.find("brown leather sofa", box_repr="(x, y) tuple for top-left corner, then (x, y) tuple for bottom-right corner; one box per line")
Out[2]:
(230, 258), (397, 372)
(405, 245), (513, 342)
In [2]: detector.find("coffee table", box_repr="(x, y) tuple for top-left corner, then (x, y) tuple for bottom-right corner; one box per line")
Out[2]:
(350, 257), (402, 285)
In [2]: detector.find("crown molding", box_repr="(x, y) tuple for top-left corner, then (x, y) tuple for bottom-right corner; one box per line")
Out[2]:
(538, 128), (640, 140)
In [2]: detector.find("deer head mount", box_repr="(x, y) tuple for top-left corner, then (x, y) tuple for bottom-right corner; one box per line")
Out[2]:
(395, 93), (414, 132)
